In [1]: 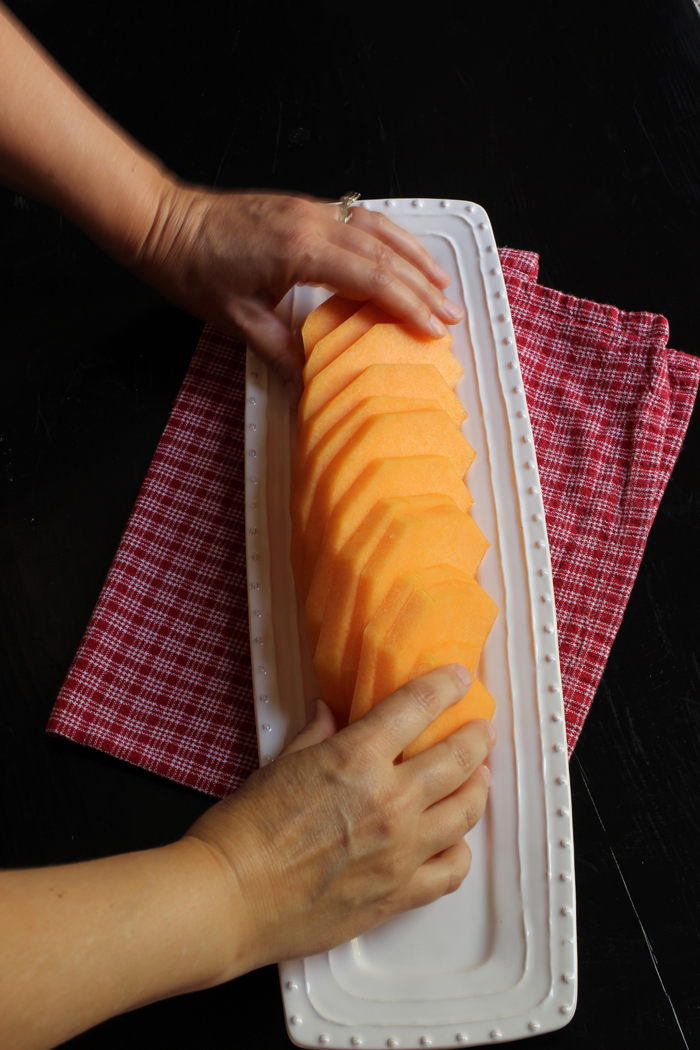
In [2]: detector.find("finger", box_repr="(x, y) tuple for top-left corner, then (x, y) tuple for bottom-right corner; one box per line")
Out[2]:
(232, 299), (304, 400)
(301, 243), (449, 339)
(341, 206), (453, 290)
(348, 665), (471, 759)
(399, 838), (473, 912)
(402, 717), (496, 809)
(417, 764), (491, 861)
(328, 222), (462, 325)
(279, 699), (337, 758)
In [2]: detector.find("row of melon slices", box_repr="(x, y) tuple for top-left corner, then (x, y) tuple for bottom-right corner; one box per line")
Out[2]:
(289, 293), (498, 756)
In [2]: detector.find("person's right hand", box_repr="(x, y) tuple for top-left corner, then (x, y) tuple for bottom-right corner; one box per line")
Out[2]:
(133, 187), (463, 398)
(183, 665), (496, 979)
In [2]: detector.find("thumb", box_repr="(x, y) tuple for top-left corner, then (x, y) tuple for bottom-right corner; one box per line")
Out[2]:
(279, 699), (337, 758)
(238, 299), (304, 403)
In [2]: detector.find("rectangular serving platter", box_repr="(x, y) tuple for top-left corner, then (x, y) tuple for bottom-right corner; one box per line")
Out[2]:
(244, 199), (577, 1047)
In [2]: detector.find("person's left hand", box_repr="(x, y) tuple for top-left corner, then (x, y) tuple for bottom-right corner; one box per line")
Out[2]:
(134, 183), (463, 397)
(182, 666), (494, 978)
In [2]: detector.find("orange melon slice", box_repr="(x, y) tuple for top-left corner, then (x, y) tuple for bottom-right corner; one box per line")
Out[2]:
(349, 565), (474, 724)
(290, 394), (442, 529)
(335, 504), (489, 705)
(301, 455), (473, 599)
(299, 412), (476, 587)
(301, 294), (362, 357)
(304, 493), (454, 657)
(303, 302), (392, 383)
(296, 363), (467, 466)
(297, 324), (461, 429)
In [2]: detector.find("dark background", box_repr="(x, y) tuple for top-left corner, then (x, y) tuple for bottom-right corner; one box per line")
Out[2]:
(1, 0), (699, 1046)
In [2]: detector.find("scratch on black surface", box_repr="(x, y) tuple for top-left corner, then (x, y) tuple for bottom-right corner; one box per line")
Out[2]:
(632, 101), (675, 192)
(34, 394), (51, 442)
(213, 131), (236, 188)
(574, 754), (690, 1049)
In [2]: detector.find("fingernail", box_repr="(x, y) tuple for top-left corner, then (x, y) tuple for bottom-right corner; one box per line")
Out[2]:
(434, 265), (450, 283)
(479, 765), (492, 788)
(448, 664), (472, 690)
(429, 315), (448, 337)
(442, 299), (463, 321)
(485, 720), (497, 746)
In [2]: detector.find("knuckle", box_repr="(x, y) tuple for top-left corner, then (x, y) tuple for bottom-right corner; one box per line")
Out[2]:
(283, 195), (314, 223)
(367, 210), (388, 234)
(400, 677), (443, 719)
(382, 848), (409, 885)
(372, 241), (395, 269)
(450, 739), (476, 778)
(370, 251), (396, 291)
(284, 226), (315, 263)
(461, 796), (481, 831)
(371, 792), (404, 839)
(325, 733), (359, 775)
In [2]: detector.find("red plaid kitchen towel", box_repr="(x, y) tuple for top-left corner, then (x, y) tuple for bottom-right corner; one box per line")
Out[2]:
(47, 249), (700, 796)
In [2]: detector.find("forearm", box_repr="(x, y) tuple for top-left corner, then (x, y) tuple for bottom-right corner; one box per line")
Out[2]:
(0, 839), (248, 1050)
(0, 2), (174, 268)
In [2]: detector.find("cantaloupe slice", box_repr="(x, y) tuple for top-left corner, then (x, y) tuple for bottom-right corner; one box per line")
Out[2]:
(297, 324), (461, 429)
(298, 412), (476, 587)
(334, 504), (489, 706)
(290, 395), (442, 529)
(296, 363), (467, 466)
(304, 493), (454, 657)
(349, 565), (474, 725)
(301, 294), (362, 357)
(351, 574), (497, 723)
(312, 498), (463, 716)
(303, 302), (392, 383)
(374, 578), (498, 704)
(301, 455), (473, 599)
(402, 672), (496, 761)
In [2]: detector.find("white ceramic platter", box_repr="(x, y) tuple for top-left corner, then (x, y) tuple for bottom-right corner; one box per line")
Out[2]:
(244, 199), (577, 1047)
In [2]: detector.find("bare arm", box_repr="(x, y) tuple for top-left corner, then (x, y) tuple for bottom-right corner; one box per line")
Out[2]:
(0, 672), (494, 1050)
(0, 839), (239, 1049)
(0, 2), (166, 266)
(0, 2), (463, 393)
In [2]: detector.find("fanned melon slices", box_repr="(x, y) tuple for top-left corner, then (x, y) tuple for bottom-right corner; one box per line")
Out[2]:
(349, 565), (473, 724)
(296, 363), (467, 466)
(301, 455), (474, 599)
(375, 577), (498, 700)
(304, 493), (454, 657)
(297, 324), (461, 428)
(303, 302), (392, 383)
(312, 498), (464, 717)
(299, 412), (475, 589)
(293, 298), (498, 743)
(336, 504), (489, 708)
(290, 395), (442, 532)
(352, 575), (498, 724)
(301, 294), (362, 357)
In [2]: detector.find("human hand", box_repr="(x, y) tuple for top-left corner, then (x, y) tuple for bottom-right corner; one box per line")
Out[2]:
(135, 184), (463, 397)
(183, 665), (495, 978)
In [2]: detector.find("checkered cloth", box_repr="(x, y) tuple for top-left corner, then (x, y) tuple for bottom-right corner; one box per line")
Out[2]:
(47, 250), (700, 797)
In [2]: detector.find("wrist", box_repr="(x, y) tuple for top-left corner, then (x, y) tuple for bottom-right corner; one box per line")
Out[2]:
(168, 833), (260, 988)
(128, 176), (209, 292)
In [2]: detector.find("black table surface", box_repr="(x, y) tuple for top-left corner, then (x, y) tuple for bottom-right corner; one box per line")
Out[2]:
(1, 1), (699, 1047)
